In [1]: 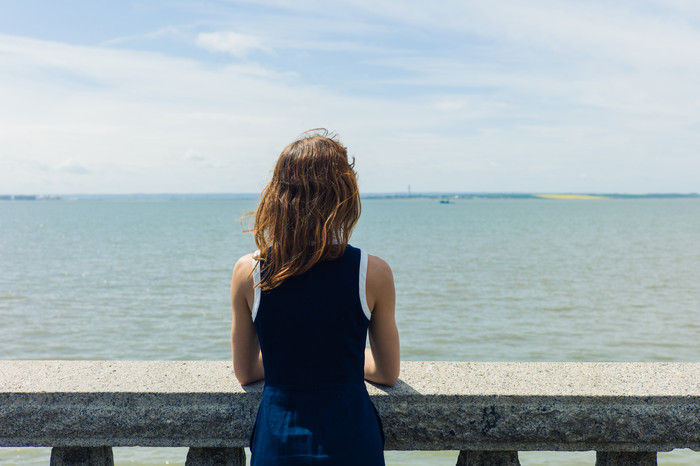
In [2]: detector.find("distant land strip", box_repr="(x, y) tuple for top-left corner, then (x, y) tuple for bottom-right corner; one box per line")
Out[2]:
(533, 194), (609, 200)
(363, 193), (699, 200)
(1, 193), (698, 201)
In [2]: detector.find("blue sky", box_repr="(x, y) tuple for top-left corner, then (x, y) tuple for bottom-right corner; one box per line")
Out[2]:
(1, 0), (699, 194)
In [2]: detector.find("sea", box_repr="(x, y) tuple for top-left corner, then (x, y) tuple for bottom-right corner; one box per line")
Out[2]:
(1, 197), (699, 465)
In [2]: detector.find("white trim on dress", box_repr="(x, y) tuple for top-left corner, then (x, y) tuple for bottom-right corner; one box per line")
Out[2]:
(252, 251), (261, 322)
(359, 249), (372, 320)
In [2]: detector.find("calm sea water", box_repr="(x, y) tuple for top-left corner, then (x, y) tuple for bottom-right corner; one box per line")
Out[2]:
(1, 198), (699, 465)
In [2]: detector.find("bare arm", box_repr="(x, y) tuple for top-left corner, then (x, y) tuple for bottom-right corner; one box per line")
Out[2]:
(230, 253), (264, 385)
(364, 254), (400, 386)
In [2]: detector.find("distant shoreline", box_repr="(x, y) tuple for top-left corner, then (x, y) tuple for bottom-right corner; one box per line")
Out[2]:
(1, 193), (699, 201)
(364, 193), (700, 200)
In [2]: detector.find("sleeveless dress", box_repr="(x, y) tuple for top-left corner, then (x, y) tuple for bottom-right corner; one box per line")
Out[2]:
(250, 245), (385, 465)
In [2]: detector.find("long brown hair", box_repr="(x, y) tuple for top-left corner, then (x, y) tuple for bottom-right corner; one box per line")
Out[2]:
(252, 130), (361, 290)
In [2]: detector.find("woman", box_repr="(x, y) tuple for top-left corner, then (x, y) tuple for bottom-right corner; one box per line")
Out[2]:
(231, 130), (400, 465)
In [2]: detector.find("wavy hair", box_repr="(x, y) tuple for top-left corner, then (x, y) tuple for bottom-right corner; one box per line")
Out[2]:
(251, 130), (361, 290)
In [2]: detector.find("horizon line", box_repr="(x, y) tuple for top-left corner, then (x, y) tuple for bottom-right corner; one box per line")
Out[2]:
(3, 192), (699, 199)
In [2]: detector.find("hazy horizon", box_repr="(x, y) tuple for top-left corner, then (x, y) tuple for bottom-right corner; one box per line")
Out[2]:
(3, 191), (698, 199)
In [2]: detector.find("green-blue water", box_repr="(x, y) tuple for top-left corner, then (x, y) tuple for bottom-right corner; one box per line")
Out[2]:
(2, 198), (699, 465)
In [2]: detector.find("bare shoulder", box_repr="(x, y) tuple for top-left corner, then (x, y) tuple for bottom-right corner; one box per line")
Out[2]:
(231, 253), (257, 298)
(231, 253), (257, 313)
(233, 253), (257, 280)
(367, 254), (394, 283)
(366, 254), (395, 312)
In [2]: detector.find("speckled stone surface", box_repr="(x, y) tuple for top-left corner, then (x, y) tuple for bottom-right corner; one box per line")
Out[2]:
(2, 361), (700, 452)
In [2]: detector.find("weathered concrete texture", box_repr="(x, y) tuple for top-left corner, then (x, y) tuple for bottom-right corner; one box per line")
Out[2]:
(1, 392), (259, 448)
(457, 450), (520, 465)
(185, 447), (246, 465)
(49, 446), (113, 466)
(375, 394), (700, 452)
(5, 360), (697, 397)
(596, 451), (657, 465)
(2, 361), (700, 453)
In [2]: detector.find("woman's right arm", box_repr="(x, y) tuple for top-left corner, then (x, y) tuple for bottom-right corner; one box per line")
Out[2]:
(364, 255), (400, 386)
(230, 253), (265, 385)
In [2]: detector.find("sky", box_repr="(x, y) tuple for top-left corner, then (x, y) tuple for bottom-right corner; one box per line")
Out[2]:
(1, 0), (699, 194)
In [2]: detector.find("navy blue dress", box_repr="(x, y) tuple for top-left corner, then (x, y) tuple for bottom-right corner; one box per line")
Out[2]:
(250, 245), (385, 465)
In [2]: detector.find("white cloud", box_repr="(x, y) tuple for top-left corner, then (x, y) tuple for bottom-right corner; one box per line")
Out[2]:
(1, 0), (700, 194)
(195, 31), (269, 58)
(54, 158), (90, 174)
(0, 34), (422, 193)
(433, 100), (467, 112)
(101, 26), (182, 46)
(183, 151), (205, 162)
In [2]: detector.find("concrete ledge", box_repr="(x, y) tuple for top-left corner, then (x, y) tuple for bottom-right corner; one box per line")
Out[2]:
(1, 361), (700, 452)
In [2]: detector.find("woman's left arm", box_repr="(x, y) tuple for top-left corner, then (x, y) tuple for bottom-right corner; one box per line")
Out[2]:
(364, 254), (400, 386)
(231, 254), (265, 385)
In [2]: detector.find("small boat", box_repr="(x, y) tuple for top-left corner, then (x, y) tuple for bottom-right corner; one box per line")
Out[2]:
(439, 199), (450, 204)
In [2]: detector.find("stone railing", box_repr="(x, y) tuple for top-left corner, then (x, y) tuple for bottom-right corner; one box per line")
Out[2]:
(2, 361), (700, 465)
